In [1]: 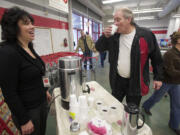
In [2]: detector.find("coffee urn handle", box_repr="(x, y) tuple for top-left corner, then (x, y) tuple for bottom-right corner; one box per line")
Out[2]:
(82, 84), (90, 94)
(136, 112), (145, 129)
(68, 70), (76, 75)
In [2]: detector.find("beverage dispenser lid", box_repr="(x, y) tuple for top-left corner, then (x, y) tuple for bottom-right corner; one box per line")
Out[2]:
(124, 103), (139, 114)
(58, 56), (82, 69)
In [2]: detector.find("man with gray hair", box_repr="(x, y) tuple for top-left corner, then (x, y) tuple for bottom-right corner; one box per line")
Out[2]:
(95, 8), (163, 106)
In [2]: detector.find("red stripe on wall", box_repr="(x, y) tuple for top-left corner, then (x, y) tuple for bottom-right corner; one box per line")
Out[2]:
(32, 15), (68, 29)
(0, 7), (68, 30)
(152, 30), (167, 34)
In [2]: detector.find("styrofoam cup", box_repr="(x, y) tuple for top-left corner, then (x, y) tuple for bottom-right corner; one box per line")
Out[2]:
(70, 94), (78, 106)
(88, 96), (94, 108)
(78, 95), (88, 108)
(111, 24), (118, 35)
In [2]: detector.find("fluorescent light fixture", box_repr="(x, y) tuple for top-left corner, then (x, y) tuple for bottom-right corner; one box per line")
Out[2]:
(173, 14), (180, 18)
(107, 16), (156, 22)
(135, 16), (155, 21)
(102, 0), (126, 4)
(132, 8), (163, 14)
(107, 19), (114, 23)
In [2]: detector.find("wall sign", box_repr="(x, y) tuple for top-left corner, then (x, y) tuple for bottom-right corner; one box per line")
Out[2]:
(49, 0), (68, 13)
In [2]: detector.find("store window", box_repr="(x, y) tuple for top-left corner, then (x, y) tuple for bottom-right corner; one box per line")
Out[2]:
(100, 24), (103, 36)
(92, 33), (99, 42)
(72, 13), (82, 29)
(72, 12), (102, 51)
(93, 21), (98, 33)
(84, 18), (88, 35)
(92, 21), (99, 42)
(89, 19), (92, 37)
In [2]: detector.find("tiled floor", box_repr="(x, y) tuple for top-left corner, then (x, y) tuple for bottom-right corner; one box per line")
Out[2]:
(45, 60), (176, 135)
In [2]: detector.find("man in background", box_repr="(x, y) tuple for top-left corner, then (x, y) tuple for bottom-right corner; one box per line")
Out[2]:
(75, 30), (96, 69)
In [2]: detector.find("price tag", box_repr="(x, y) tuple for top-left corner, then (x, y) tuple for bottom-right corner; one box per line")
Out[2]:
(43, 76), (51, 87)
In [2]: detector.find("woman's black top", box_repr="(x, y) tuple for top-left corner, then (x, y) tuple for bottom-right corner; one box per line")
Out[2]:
(0, 41), (47, 125)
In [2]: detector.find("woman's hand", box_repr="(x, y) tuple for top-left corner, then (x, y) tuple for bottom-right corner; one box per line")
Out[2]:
(46, 90), (52, 102)
(21, 120), (34, 135)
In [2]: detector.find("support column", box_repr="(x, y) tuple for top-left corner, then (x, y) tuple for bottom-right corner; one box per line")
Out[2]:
(68, 0), (74, 51)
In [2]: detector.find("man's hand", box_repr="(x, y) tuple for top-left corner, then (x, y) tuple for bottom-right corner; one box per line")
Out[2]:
(153, 81), (162, 90)
(46, 90), (52, 102)
(21, 120), (34, 135)
(104, 26), (113, 38)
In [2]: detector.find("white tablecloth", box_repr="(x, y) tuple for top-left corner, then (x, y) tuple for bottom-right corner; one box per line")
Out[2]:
(53, 81), (153, 135)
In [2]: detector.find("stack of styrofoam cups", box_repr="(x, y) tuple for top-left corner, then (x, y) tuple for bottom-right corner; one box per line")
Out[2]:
(69, 94), (79, 121)
(78, 95), (89, 129)
(88, 96), (94, 108)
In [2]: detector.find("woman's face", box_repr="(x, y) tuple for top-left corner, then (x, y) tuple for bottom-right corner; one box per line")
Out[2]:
(17, 18), (35, 42)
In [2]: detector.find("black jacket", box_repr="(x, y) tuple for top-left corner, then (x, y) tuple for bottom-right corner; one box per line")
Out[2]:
(0, 41), (46, 125)
(95, 25), (163, 96)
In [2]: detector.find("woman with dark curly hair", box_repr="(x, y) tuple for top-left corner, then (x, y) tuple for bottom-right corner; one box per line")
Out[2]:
(142, 31), (180, 135)
(0, 7), (51, 135)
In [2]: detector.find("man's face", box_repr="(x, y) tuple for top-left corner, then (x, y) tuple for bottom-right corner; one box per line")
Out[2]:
(81, 31), (85, 37)
(113, 10), (131, 34)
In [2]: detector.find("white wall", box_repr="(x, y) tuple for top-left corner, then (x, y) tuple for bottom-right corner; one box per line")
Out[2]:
(135, 17), (170, 43)
(0, 0), (70, 56)
(166, 17), (180, 38)
(51, 28), (70, 53)
(136, 17), (169, 29)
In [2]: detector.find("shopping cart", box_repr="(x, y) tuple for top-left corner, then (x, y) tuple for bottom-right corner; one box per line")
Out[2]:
(82, 55), (98, 81)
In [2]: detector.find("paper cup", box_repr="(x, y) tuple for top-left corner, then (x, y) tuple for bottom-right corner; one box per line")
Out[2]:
(69, 94), (78, 106)
(78, 95), (88, 108)
(111, 24), (118, 35)
(88, 96), (94, 108)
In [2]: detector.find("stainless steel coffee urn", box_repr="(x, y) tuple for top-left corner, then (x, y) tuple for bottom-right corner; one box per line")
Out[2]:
(58, 56), (82, 110)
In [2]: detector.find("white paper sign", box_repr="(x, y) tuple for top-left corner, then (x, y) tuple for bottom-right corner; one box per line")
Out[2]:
(33, 28), (53, 56)
(49, 0), (68, 13)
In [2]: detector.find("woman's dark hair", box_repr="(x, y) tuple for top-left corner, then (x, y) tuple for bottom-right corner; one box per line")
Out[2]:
(170, 31), (180, 46)
(0, 6), (34, 42)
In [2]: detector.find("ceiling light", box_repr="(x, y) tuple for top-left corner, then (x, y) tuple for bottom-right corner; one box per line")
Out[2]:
(135, 16), (155, 21)
(107, 16), (156, 22)
(173, 14), (180, 18)
(132, 8), (163, 14)
(107, 19), (114, 23)
(102, 0), (126, 4)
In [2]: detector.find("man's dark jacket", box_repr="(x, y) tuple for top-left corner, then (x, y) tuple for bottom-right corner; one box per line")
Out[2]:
(95, 25), (163, 96)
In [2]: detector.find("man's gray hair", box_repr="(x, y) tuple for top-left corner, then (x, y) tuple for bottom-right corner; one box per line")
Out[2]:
(114, 7), (135, 25)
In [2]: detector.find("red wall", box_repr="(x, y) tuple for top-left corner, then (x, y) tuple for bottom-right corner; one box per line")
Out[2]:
(0, 7), (68, 30)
